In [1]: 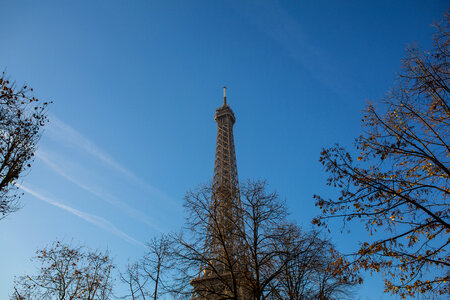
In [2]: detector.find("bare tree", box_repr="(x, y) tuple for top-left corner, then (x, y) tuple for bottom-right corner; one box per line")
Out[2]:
(120, 234), (174, 300)
(268, 225), (357, 300)
(141, 234), (174, 300)
(0, 72), (49, 219)
(171, 183), (244, 299)
(171, 180), (355, 299)
(238, 180), (294, 299)
(313, 14), (450, 298)
(119, 262), (147, 300)
(12, 241), (114, 300)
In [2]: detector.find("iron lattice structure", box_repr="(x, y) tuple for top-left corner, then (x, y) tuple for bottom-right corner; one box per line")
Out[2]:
(213, 96), (239, 203)
(191, 89), (249, 299)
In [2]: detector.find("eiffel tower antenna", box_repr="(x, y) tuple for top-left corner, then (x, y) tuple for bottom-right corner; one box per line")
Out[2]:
(223, 86), (227, 105)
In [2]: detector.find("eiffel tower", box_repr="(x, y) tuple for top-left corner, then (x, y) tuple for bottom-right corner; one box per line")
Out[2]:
(190, 88), (250, 299)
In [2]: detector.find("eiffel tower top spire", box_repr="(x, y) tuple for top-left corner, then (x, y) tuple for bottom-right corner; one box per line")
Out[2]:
(223, 86), (227, 106)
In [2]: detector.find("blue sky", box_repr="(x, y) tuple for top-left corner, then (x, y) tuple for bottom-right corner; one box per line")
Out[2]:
(0, 1), (447, 299)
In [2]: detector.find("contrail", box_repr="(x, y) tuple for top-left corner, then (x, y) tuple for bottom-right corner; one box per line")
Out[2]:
(36, 150), (165, 232)
(17, 183), (146, 248)
(46, 115), (176, 204)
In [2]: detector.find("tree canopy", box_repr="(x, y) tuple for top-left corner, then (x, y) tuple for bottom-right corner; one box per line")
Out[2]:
(172, 180), (356, 299)
(313, 15), (449, 298)
(13, 241), (114, 300)
(0, 72), (49, 219)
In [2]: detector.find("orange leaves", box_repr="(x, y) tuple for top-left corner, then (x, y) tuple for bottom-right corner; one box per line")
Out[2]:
(315, 12), (450, 298)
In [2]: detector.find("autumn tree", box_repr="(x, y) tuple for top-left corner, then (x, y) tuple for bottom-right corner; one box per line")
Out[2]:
(12, 241), (114, 300)
(313, 15), (450, 298)
(0, 72), (49, 219)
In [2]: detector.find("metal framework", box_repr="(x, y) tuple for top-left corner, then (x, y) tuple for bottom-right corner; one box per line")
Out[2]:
(191, 88), (249, 299)
(211, 88), (240, 249)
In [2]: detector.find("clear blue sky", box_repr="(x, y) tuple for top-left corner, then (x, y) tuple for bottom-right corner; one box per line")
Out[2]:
(0, 1), (447, 299)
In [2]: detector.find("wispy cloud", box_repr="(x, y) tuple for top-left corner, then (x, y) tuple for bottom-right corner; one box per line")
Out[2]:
(17, 183), (146, 248)
(36, 150), (164, 232)
(47, 116), (173, 202)
(48, 116), (132, 177)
